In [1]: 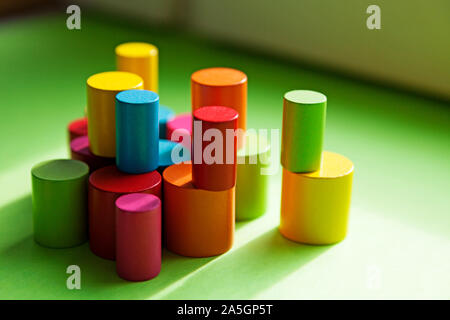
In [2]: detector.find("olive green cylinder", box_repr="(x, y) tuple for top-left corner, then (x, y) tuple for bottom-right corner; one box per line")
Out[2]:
(236, 132), (271, 221)
(31, 159), (89, 248)
(280, 90), (326, 172)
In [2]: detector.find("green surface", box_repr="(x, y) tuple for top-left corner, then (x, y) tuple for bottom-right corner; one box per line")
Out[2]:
(0, 11), (449, 299)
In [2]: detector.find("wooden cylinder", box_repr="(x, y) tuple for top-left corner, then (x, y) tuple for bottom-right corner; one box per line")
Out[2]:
(280, 151), (354, 244)
(87, 71), (143, 158)
(236, 132), (271, 221)
(192, 106), (238, 191)
(166, 113), (192, 147)
(163, 162), (234, 257)
(68, 117), (87, 142)
(116, 89), (159, 173)
(281, 90), (326, 173)
(31, 159), (89, 248)
(191, 67), (247, 133)
(158, 105), (175, 139)
(157, 139), (190, 174)
(116, 193), (161, 281)
(70, 135), (114, 173)
(116, 42), (158, 92)
(88, 165), (161, 260)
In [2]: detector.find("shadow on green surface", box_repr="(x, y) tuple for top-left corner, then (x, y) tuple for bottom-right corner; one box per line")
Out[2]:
(0, 195), (216, 299)
(159, 227), (331, 299)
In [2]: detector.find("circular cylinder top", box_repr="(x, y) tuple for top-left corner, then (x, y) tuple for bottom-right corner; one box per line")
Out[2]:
(166, 114), (192, 136)
(68, 117), (88, 137)
(32, 159), (88, 181)
(89, 165), (161, 193)
(116, 193), (161, 214)
(87, 71), (143, 92)
(116, 89), (159, 105)
(284, 90), (327, 105)
(167, 114), (192, 129)
(191, 67), (247, 87)
(70, 135), (90, 155)
(115, 42), (158, 58)
(302, 151), (353, 179)
(193, 106), (239, 123)
(163, 162), (192, 187)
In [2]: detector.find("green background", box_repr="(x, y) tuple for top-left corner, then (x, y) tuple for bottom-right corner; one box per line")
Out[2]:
(0, 11), (449, 299)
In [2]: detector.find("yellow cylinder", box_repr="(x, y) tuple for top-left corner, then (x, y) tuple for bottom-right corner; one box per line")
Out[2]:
(87, 71), (143, 157)
(280, 151), (354, 244)
(116, 42), (159, 92)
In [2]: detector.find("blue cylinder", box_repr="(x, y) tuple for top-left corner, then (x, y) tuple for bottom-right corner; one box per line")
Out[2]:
(116, 89), (159, 173)
(157, 139), (191, 174)
(159, 105), (175, 139)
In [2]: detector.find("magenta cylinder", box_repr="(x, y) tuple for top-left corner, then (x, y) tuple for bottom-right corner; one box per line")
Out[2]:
(115, 193), (161, 281)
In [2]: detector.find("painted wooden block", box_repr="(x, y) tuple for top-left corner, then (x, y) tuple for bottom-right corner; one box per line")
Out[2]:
(192, 106), (238, 191)
(158, 105), (175, 139)
(166, 113), (192, 147)
(191, 67), (247, 133)
(163, 162), (234, 257)
(280, 151), (354, 244)
(31, 159), (89, 248)
(88, 165), (161, 260)
(116, 193), (161, 281)
(236, 132), (271, 221)
(116, 42), (158, 92)
(281, 90), (326, 172)
(70, 135), (114, 172)
(68, 117), (87, 142)
(87, 71), (143, 157)
(116, 89), (159, 173)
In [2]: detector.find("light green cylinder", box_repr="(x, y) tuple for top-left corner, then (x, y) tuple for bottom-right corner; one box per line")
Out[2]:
(236, 132), (271, 221)
(281, 90), (326, 172)
(31, 159), (89, 248)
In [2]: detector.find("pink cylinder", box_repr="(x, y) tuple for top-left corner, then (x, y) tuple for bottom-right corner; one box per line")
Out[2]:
(70, 135), (114, 173)
(115, 193), (161, 281)
(166, 113), (192, 148)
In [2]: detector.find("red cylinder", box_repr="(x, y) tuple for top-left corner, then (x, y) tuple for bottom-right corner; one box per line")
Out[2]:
(70, 136), (114, 172)
(68, 117), (88, 142)
(115, 193), (161, 281)
(192, 106), (238, 191)
(88, 165), (161, 260)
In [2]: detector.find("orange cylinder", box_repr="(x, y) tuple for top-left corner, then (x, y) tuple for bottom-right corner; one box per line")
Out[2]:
(191, 67), (247, 133)
(163, 162), (234, 257)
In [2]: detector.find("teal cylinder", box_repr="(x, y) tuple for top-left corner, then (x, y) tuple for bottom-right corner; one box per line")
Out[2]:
(236, 132), (271, 221)
(280, 90), (326, 172)
(157, 139), (191, 174)
(116, 89), (159, 173)
(31, 159), (89, 248)
(159, 105), (175, 139)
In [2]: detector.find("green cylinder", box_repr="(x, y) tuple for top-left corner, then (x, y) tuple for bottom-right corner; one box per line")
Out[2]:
(236, 132), (271, 221)
(281, 90), (326, 172)
(31, 159), (89, 248)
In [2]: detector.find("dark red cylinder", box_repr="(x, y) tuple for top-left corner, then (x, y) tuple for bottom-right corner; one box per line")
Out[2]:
(88, 165), (161, 260)
(116, 193), (161, 281)
(192, 106), (238, 191)
(70, 136), (114, 172)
